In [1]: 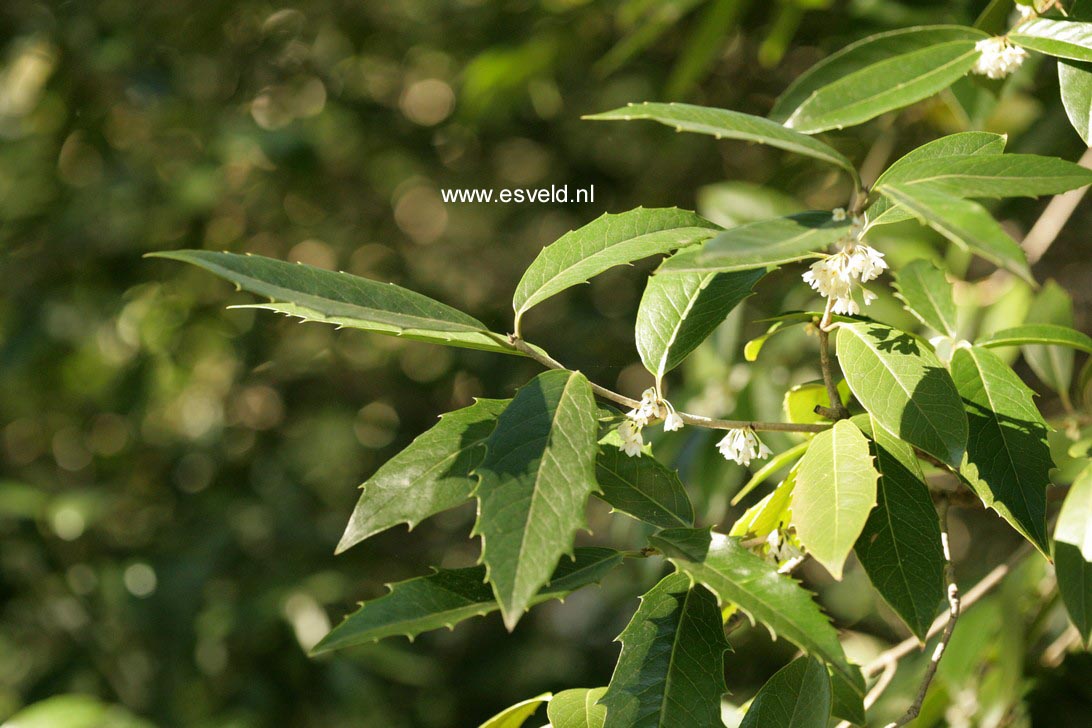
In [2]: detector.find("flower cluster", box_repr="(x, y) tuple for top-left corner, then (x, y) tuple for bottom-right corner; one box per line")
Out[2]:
(972, 36), (1028, 80)
(716, 427), (771, 466)
(616, 387), (682, 457)
(765, 527), (804, 565)
(802, 213), (888, 316)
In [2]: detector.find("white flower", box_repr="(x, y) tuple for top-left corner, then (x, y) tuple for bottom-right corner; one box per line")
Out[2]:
(663, 411), (684, 432)
(831, 207), (847, 222)
(625, 386), (683, 433)
(618, 419), (644, 457)
(716, 427), (772, 466)
(765, 529), (804, 564)
(802, 241), (886, 315)
(1015, 3), (1037, 21)
(972, 37), (1028, 79)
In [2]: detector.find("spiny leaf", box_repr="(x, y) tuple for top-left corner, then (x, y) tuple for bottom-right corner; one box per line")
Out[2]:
(793, 420), (878, 580)
(473, 369), (600, 630)
(1054, 464), (1092, 644)
(893, 259), (959, 338)
(1010, 18), (1092, 62)
(977, 323), (1092, 354)
(739, 656), (831, 728)
(147, 250), (516, 354)
(337, 398), (508, 554)
(837, 322), (968, 467)
(548, 687), (608, 728)
(595, 445), (694, 529)
(952, 346), (1052, 554)
(312, 547), (623, 652)
(854, 418), (945, 640)
(585, 102), (860, 187)
(649, 527), (859, 688)
(512, 208), (719, 330)
(600, 572), (729, 728)
(656, 212), (850, 274)
(636, 255), (765, 382)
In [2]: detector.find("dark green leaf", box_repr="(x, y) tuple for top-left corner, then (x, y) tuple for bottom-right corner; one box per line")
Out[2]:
(585, 103), (860, 187)
(1010, 18), (1092, 62)
(312, 548), (623, 652)
(854, 418), (945, 640)
(337, 398), (508, 553)
(977, 323), (1092, 354)
(512, 208), (720, 331)
(793, 420), (878, 580)
(739, 657), (831, 728)
(837, 322), (968, 467)
(1054, 464), (1092, 644)
(952, 346), (1052, 554)
(829, 668), (867, 726)
(148, 250), (515, 355)
(595, 446), (694, 529)
(600, 572), (729, 728)
(893, 259), (959, 337)
(656, 212), (850, 274)
(548, 688), (608, 728)
(637, 257), (764, 382)
(473, 370), (600, 630)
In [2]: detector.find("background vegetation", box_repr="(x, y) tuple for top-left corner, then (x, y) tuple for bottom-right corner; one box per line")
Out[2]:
(2, 0), (1090, 726)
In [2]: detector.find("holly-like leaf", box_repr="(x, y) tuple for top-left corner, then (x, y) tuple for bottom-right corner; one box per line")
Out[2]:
(793, 420), (878, 580)
(548, 688), (608, 728)
(595, 445), (694, 529)
(854, 418), (945, 640)
(147, 250), (516, 354)
(1059, 59), (1092, 144)
(585, 103), (860, 187)
(739, 656), (831, 728)
(837, 322), (968, 467)
(770, 27), (986, 125)
(952, 346), (1052, 554)
(656, 212), (850, 274)
(878, 182), (1033, 283)
(479, 694), (552, 728)
(337, 398), (508, 554)
(781, 30), (985, 134)
(1023, 281), (1077, 404)
(977, 323), (1092, 354)
(1010, 18), (1092, 62)
(600, 572), (729, 728)
(312, 547), (623, 652)
(512, 208), (720, 331)
(649, 528), (860, 690)
(636, 257), (765, 383)
(1055, 464), (1092, 644)
(893, 259), (959, 337)
(473, 370), (600, 630)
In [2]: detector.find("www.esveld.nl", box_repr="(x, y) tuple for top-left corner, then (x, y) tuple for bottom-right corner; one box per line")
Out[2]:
(440, 184), (595, 203)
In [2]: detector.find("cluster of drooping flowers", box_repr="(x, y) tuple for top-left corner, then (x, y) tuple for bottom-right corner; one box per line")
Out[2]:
(972, 36), (1028, 79)
(715, 427), (771, 466)
(765, 527), (804, 569)
(616, 387), (682, 457)
(801, 209), (888, 316)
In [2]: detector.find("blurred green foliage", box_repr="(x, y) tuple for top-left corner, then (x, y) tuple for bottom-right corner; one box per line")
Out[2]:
(1, 0), (1090, 726)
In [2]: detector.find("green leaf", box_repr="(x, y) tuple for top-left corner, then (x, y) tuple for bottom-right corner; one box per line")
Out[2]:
(878, 182), (1033, 283)
(793, 420), (878, 580)
(872, 154), (1092, 199)
(636, 257), (764, 382)
(473, 369), (600, 630)
(782, 31), (985, 134)
(729, 471), (796, 539)
(952, 346), (1052, 554)
(337, 398), (507, 554)
(595, 445), (694, 529)
(656, 212), (850, 274)
(512, 208), (719, 331)
(1054, 464), (1092, 644)
(745, 317), (809, 362)
(1022, 281), (1076, 404)
(1059, 58), (1092, 144)
(829, 668), (867, 726)
(650, 527), (860, 689)
(312, 547), (623, 652)
(783, 380), (849, 424)
(585, 103), (860, 187)
(731, 441), (809, 506)
(977, 323), (1092, 354)
(148, 250), (515, 355)
(837, 322), (968, 467)
(869, 132), (1006, 226)
(739, 656), (831, 728)
(1010, 18), (1092, 62)
(600, 572), (729, 728)
(854, 418), (945, 640)
(771, 26), (986, 125)
(548, 688), (608, 728)
(480, 694), (551, 728)
(893, 259), (959, 337)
